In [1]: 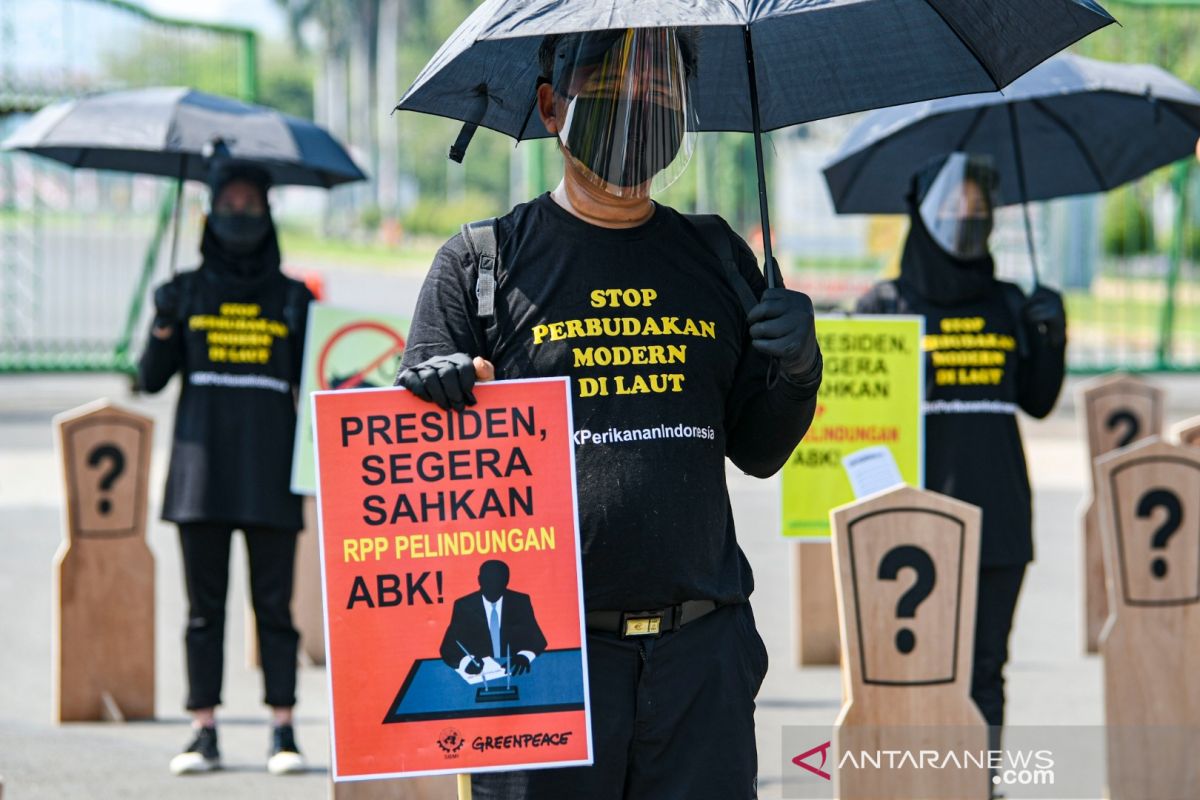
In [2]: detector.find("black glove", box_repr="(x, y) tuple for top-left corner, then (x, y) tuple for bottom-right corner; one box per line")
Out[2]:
(1022, 286), (1067, 349)
(397, 353), (478, 411)
(747, 287), (820, 381)
(463, 658), (483, 675)
(152, 282), (180, 331)
(509, 653), (532, 675)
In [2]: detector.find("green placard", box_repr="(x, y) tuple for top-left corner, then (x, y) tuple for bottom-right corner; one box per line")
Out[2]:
(290, 304), (410, 495)
(781, 315), (925, 538)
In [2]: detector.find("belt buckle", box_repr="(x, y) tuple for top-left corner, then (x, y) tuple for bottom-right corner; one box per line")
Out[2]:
(620, 610), (665, 639)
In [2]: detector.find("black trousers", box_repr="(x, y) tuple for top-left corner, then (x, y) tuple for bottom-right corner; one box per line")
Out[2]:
(471, 602), (768, 800)
(971, 565), (1026, 729)
(178, 524), (300, 710)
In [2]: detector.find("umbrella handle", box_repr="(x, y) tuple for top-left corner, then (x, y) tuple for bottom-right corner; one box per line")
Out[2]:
(167, 154), (187, 276)
(1007, 105), (1040, 289)
(167, 180), (184, 276)
(742, 27), (777, 290)
(1020, 199), (1040, 291)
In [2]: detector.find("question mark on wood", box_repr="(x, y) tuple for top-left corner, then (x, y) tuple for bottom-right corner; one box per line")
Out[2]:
(1137, 488), (1183, 579)
(86, 444), (126, 515)
(878, 545), (937, 655)
(1106, 409), (1140, 449)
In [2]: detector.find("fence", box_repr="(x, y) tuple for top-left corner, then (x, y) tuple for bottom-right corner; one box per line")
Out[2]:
(0, 0), (256, 373)
(1064, 0), (1200, 371)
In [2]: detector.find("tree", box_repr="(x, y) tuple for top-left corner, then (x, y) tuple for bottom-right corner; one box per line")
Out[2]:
(273, 0), (514, 232)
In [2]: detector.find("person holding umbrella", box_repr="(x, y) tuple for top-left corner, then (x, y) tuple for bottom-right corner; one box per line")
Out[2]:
(397, 28), (822, 799)
(138, 160), (313, 776)
(855, 153), (1067, 772)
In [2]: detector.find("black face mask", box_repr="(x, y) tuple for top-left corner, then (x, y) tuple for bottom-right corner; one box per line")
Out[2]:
(208, 212), (270, 255)
(565, 97), (683, 189)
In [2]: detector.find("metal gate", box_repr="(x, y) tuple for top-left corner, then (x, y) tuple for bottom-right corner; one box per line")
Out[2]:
(0, 0), (256, 373)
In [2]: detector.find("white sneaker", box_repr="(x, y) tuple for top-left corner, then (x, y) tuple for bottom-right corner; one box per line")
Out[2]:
(267, 724), (305, 775)
(170, 727), (220, 775)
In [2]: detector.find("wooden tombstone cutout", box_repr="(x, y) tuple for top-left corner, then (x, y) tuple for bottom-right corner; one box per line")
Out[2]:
(1171, 415), (1200, 449)
(54, 400), (155, 722)
(296, 495), (327, 665)
(1077, 374), (1163, 653)
(794, 541), (840, 666)
(832, 486), (987, 800)
(1095, 439), (1200, 800)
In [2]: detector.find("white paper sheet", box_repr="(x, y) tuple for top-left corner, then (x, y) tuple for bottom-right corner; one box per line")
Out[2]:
(842, 445), (905, 499)
(455, 655), (508, 685)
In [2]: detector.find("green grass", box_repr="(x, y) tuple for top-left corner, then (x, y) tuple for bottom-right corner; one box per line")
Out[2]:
(278, 228), (441, 272)
(1065, 292), (1200, 338)
(787, 254), (883, 273)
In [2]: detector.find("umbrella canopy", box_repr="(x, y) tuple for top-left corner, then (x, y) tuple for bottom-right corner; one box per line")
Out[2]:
(2, 86), (366, 188)
(396, 0), (1114, 140)
(823, 53), (1200, 214)
(395, 0), (1113, 287)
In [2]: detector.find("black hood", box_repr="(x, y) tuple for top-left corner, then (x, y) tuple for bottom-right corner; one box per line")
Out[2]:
(899, 199), (996, 307)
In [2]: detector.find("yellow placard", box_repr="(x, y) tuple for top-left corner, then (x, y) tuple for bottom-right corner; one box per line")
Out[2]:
(781, 315), (924, 539)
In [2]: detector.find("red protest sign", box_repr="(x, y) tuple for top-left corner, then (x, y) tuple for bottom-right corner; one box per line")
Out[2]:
(312, 378), (591, 780)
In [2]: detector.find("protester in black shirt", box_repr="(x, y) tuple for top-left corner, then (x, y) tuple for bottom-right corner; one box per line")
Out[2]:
(856, 153), (1067, 760)
(138, 162), (312, 777)
(397, 27), (822, 800)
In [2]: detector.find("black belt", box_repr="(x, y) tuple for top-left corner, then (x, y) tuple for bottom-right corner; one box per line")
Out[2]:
(585, 600), (719, 639)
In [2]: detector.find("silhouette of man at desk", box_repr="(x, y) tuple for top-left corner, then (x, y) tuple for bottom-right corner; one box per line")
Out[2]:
(440, 560), (547, 676)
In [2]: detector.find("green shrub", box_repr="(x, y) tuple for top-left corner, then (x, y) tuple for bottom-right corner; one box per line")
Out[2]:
(401, 192), (504, 238)
(359, 205), (383, 233)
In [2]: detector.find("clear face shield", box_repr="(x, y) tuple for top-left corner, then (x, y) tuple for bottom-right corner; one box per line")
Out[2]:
(549, 28), (698, 199)
(917, 153), (999, 261)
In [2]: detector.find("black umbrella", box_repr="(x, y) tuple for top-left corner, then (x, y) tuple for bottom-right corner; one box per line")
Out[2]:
(395, 0), (1114, 287)
(3, 86), (368, 270)
(823, 54), (1200, 284)
(2, 86), (366, 188)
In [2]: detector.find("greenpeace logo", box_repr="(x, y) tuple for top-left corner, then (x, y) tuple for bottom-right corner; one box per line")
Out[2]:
(471, 731), (572, 751)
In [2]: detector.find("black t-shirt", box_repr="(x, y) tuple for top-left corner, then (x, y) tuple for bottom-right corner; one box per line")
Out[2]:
(857, 279), (1065, 566)
(139, 266), (311, 531)
(402, 193), (812, 610)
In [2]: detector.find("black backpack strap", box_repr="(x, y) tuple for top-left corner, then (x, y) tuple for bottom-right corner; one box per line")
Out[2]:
(460, 218), (499, 319)
(685, 213), (758, 316)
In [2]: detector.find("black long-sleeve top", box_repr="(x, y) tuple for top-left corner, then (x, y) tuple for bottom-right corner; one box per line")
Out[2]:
(856, 226), (1065, 566)
(138, 227), (312, 531)
(399, 193), (818, 609)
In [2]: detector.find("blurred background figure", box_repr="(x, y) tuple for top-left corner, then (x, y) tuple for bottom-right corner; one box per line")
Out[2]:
(855, 153), (1067, 793)
(138, 160), (313, 776)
